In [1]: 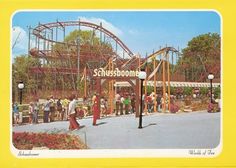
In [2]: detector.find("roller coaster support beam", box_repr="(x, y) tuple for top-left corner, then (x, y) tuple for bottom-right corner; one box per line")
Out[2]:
(167, 52), (171, 112)
(153, 56), (157, 112)
(144, 54), (148, 114)
(162, 52), (166, 112)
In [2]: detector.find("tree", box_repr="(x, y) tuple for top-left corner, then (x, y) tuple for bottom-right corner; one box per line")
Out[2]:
(12, 55), (41, 102)
(13, 29), (116, 100)
(177, 33), (221, 82)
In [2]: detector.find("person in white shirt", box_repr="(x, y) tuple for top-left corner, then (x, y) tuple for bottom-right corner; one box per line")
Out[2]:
(68, 94), (80, 130)
(115, 92), (121, 115)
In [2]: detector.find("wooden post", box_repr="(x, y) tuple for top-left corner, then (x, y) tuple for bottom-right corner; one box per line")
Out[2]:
(144, 61), (148, 115)
(167, 53), (171, 112)
(162, 53), (166, 112)
(96, 78), (101, 118)
(153, 57), (157, 112)
(108, 59), (112, 114)
(111, 59), (114, 114)
(137, 55), (141, 117)
(84, 67), (87, 98)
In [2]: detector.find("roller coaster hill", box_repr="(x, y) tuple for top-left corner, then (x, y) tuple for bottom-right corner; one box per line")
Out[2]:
(27, 20), (220, 101)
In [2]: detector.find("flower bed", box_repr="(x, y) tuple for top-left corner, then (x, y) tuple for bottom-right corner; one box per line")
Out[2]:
(13, 132), (88, 150)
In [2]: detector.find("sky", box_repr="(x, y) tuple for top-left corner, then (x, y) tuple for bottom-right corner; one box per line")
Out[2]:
(12, 11), (221, 58)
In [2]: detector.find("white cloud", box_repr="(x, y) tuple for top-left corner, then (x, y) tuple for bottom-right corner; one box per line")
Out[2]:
(78, 17), (123, 36)
(12, 26), (28, 50)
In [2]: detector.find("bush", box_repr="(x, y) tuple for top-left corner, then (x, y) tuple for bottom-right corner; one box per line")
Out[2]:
(183, 87), (192, 96)
(200, 87), (208, 96)
(214, 86), (221, 99)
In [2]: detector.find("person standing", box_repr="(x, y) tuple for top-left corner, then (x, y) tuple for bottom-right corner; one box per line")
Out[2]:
(13, 102), (20, 125)
(156, 94), (162, 112)
(56, 98), (63, 120)
(33, 99), (40, 124)
(42, 97), (50, 123)
(49, 95), (55, 122)
(147, 95), (153, 113)
(68, 94), (80, 130)
(120, 95), (124, 115)
(104, 98), (108, 116)
(100, 96), (106, 117)
(124, 95), (131, 114)
(115, 92), (121, 116)
(142, 93), (146, 111)
(62, 98), (69, 120)
(130, 93), (136, 113)
(28, 102), (34, 124)
(92, 94), (99, 126)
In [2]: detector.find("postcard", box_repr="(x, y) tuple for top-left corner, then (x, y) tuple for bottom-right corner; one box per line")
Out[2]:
(0, 0), (235, 167)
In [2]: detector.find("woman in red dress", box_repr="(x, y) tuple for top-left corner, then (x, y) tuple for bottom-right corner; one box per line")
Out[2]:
(92, 94), (99, 126)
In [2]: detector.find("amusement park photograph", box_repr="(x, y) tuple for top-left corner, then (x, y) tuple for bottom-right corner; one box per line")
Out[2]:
(11, 11), (221, 157)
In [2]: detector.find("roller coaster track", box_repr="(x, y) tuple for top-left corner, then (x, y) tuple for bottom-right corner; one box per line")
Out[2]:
(139, 47), (178, 68)
(32, 20), (134, 57)
(30, 20), (180, 82)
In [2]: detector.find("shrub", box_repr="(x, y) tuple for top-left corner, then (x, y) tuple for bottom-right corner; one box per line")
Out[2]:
(183, 87), (192, 96)
(200, 87), (208, 96)
(214, 86), (221, 99)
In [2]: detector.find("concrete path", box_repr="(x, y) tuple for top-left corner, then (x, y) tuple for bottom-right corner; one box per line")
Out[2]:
(13, 111), (221, 149)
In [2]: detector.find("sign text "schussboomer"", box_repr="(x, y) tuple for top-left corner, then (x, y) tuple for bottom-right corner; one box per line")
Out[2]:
(93, 68), (139, 77)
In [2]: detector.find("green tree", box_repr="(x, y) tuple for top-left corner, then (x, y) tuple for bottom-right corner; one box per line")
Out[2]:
(177, 33), (221, 82)
(12, 55), (41, 102)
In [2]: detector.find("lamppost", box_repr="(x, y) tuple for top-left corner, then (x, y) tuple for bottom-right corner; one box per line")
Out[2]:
(18, 81), (24, 104)
(208, 73), (214, 103)
(138, 69), (147, 129)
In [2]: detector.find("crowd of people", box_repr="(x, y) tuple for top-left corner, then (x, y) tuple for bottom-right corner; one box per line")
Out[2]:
(12, 95), (71, 125)
(12, 91), (180, 129)
(12, 93), (106, 130)
(114, 92), (136, 115)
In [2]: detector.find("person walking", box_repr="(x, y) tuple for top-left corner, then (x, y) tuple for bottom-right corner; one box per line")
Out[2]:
(68, 94), (80, 130)
(92, 94), (99, 126)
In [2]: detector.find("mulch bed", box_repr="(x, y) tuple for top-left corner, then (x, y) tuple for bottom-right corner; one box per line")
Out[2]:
(13, 132), (88, 150)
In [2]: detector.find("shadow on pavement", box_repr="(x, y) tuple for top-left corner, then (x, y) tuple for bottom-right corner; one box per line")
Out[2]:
(142, 123), (157, 128)
(96, 122), (107, 126)
(79, 125), (86, 129)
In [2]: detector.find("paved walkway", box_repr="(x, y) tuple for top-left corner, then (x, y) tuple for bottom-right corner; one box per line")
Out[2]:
(13, 111), (221, 149)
